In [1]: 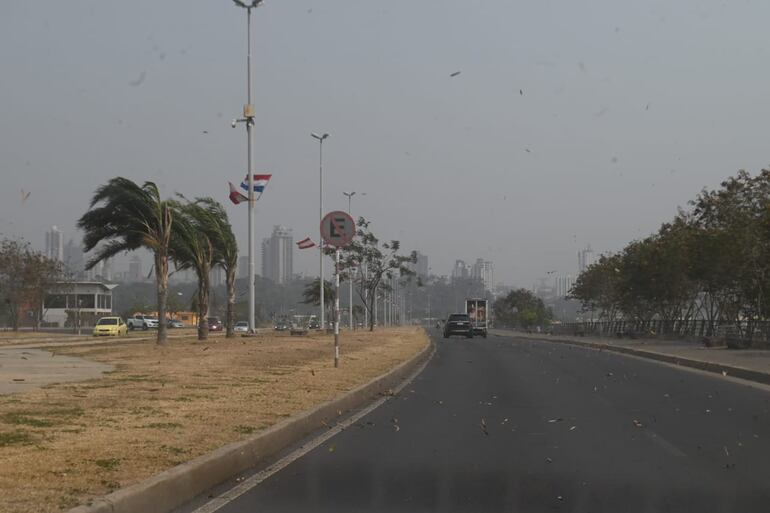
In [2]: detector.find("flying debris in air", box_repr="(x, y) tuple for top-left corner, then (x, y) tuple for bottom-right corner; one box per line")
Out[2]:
(129, 71), (147, 87)
(20, 189), (31, 204)
(450, 71), (461, 77)
(520, 89), (523, 96)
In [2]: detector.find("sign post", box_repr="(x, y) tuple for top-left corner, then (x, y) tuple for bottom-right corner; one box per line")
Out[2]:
(320, 211), (356, 367)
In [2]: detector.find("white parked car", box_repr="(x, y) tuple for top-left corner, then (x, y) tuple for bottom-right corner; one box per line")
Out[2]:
(127, 314), (159, 330)
(233, 321), (249, 334)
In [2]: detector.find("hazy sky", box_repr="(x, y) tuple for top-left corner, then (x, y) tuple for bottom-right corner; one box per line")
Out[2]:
(2, 0), (770, 287)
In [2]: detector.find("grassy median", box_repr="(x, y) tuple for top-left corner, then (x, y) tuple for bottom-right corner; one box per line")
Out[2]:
(0, 327), (429, 513)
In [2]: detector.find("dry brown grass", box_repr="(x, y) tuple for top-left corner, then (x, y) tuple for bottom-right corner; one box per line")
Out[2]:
(0, 327), (429, 513)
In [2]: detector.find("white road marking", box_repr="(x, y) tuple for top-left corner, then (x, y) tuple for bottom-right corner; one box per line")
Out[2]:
(191, 344), (434, 513)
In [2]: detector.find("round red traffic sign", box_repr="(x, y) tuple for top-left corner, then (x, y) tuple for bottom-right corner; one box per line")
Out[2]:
(320, 211), (356, 248)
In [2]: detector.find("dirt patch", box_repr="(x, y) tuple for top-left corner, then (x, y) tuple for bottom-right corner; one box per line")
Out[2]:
(0, 327), (428, 513)
(0, 349), (112, 395)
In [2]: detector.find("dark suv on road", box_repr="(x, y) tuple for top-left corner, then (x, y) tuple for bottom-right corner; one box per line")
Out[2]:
(443, 313), (474, 338)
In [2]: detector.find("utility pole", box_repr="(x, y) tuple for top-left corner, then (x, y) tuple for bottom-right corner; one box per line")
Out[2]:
(312, 133), (329, 329)
(231, 0), (263, 333)
(343, 191), (356, 329)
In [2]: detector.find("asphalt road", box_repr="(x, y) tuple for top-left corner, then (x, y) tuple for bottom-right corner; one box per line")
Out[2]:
(193, 330), (770, 513)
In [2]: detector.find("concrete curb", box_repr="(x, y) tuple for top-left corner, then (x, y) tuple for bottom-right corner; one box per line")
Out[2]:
(67, 336), (434, 513)
(496, 330), (770, 386)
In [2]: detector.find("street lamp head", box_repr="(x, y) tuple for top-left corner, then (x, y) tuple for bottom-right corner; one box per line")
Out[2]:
(232, 0), (263, 8)
(311, 132), (329, 141)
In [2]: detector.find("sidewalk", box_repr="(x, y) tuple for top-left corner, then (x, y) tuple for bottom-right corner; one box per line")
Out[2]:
(492, 329), (770, 386)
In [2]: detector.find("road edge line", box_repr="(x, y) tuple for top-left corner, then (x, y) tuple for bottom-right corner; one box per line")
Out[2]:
(67, 334), (435, 513)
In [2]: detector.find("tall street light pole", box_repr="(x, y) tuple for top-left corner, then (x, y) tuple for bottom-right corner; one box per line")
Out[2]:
(231, 0), (263, 334)
(343, 191), (356, 329)
(312, 132), (329, 329)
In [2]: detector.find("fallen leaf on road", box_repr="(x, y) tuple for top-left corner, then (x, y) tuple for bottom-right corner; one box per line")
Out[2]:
(722, 370), (728, 377)
(480, 418), (489, 435)
(548, 418), (564, 423)
(569, 425), (577, 431)
(202, 347), (210, 351)
(723, 446), (730, 457)
(632, 419), (643, 428)
(328, 444), (335, 452)
(311, 369), (315, 376)
(546, 457), (553, 463)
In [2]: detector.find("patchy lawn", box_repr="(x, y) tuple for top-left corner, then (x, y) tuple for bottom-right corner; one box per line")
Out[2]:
(0, 327), (428, 513)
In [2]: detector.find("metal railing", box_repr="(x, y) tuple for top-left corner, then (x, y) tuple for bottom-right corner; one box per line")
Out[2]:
(550, 319), (770, 348)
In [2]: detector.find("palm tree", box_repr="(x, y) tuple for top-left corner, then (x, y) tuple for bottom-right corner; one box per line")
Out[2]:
(170, 199), (215, 341)
(78, 178), (173, 344)
(193, 198), (239, 337)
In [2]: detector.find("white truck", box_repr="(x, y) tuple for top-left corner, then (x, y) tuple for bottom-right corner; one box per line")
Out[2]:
(465, 298), (488, 338)
(126, 314), (159, 330)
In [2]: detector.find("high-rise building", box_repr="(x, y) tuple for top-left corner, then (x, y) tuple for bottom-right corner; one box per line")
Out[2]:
(100, 259), (112, 282)
(471, 258), (494, 291)
(414, 252), (429, 278)
(45, 226), (63, 262)
(555, 274), (574, 298)
(261, 225), (293, 284)
(238, 256), (250, 280)
(128, 256), (142, 282)
(63, 238), (85, 276)
(578, 245), (595, 273)
(451, 260), (470, 281)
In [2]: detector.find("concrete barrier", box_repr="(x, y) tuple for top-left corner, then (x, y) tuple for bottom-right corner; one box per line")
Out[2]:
(68, 337), (434, 513)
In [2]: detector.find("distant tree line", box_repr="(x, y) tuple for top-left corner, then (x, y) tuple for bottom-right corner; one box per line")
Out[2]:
(493, 288), (553, 329)
(571, 168), (770, 337)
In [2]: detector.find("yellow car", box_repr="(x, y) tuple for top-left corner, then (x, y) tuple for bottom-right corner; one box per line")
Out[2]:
(93, 316), (128, 337)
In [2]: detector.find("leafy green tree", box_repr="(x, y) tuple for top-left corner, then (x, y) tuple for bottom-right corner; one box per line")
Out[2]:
(342, 217), (416, 331)
(0, 238), (67, 330)
(570, 254), (624, 321)
(571, 167), (770, 343)
(492, 288), (552, 329)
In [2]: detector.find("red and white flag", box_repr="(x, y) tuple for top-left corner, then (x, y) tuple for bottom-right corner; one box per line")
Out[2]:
(228, 182), (248, 205)
(296, 237), (316, 249)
